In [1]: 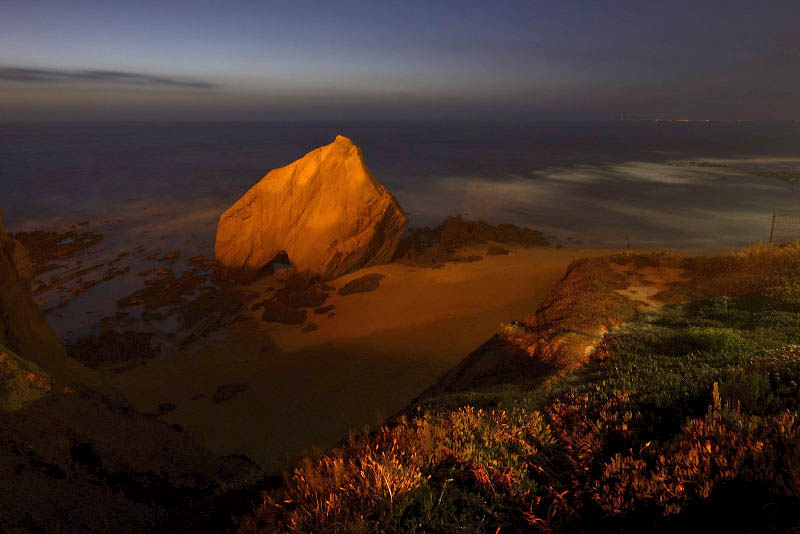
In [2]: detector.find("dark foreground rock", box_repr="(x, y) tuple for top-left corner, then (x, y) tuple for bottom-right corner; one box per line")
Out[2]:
(0, 385), (264, 533)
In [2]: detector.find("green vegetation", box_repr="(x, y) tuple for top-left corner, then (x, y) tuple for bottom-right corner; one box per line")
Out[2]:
(0, 342), (54, 410)
(243, 243), (800, 532)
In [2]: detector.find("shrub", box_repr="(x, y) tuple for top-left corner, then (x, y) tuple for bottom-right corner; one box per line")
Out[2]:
(593, 407), (800, 522)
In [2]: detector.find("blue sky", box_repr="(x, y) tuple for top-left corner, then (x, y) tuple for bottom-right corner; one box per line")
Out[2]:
(1, 0), (798, 120)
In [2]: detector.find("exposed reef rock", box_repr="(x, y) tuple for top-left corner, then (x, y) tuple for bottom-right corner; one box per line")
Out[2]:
(9, 227), (103, 277)
(393, 215), (548, 267)
(215, 135), (408, 280)
(252, 271), (333, 325)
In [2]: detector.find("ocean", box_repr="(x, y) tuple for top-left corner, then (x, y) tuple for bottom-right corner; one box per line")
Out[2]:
(3, 120), (800, 250)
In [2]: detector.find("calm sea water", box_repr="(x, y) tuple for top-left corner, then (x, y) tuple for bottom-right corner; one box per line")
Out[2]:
(2, 121), (800, 250)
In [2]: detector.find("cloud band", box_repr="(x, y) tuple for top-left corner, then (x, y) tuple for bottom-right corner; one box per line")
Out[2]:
(0, 66), (215, 89)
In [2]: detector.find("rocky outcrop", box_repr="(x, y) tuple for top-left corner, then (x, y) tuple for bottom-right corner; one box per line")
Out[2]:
(414, 255), (688, 402)
(0, 209), (68, 372)
(215, 135), (408, 280)
(413, 257), (639, 400)
(393, 215), (548, 267)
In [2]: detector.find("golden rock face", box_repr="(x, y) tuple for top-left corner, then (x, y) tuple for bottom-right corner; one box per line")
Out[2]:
(214, 135), (408, 280)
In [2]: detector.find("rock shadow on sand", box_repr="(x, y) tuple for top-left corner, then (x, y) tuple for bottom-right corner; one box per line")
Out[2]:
(337, 274), (386, 296)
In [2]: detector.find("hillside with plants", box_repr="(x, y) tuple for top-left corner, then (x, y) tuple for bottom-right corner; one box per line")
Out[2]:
(242, 244), (800, 533)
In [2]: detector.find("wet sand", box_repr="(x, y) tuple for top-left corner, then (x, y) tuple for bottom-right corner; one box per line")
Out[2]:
(107, 245), (616, 470)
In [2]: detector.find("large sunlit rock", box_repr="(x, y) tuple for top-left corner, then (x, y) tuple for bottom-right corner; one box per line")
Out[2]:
(214, 135), (408, 280)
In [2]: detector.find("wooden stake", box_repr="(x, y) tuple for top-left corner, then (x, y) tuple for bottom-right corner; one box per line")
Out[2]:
(769, 212), (776, 245)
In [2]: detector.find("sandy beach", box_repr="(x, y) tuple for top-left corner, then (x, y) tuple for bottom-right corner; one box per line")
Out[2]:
(106, 245), (614, 469)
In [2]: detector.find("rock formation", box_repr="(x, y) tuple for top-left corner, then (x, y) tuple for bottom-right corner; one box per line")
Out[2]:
(0, 209), (68, 372)
(393, 215), (549, 267)
(215, 135), (408, 280)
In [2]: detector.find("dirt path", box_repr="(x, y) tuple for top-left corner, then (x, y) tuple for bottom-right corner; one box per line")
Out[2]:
(610, 263), (689, 310)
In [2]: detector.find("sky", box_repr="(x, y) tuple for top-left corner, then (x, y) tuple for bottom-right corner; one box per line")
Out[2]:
(1, 0), (798, 121)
